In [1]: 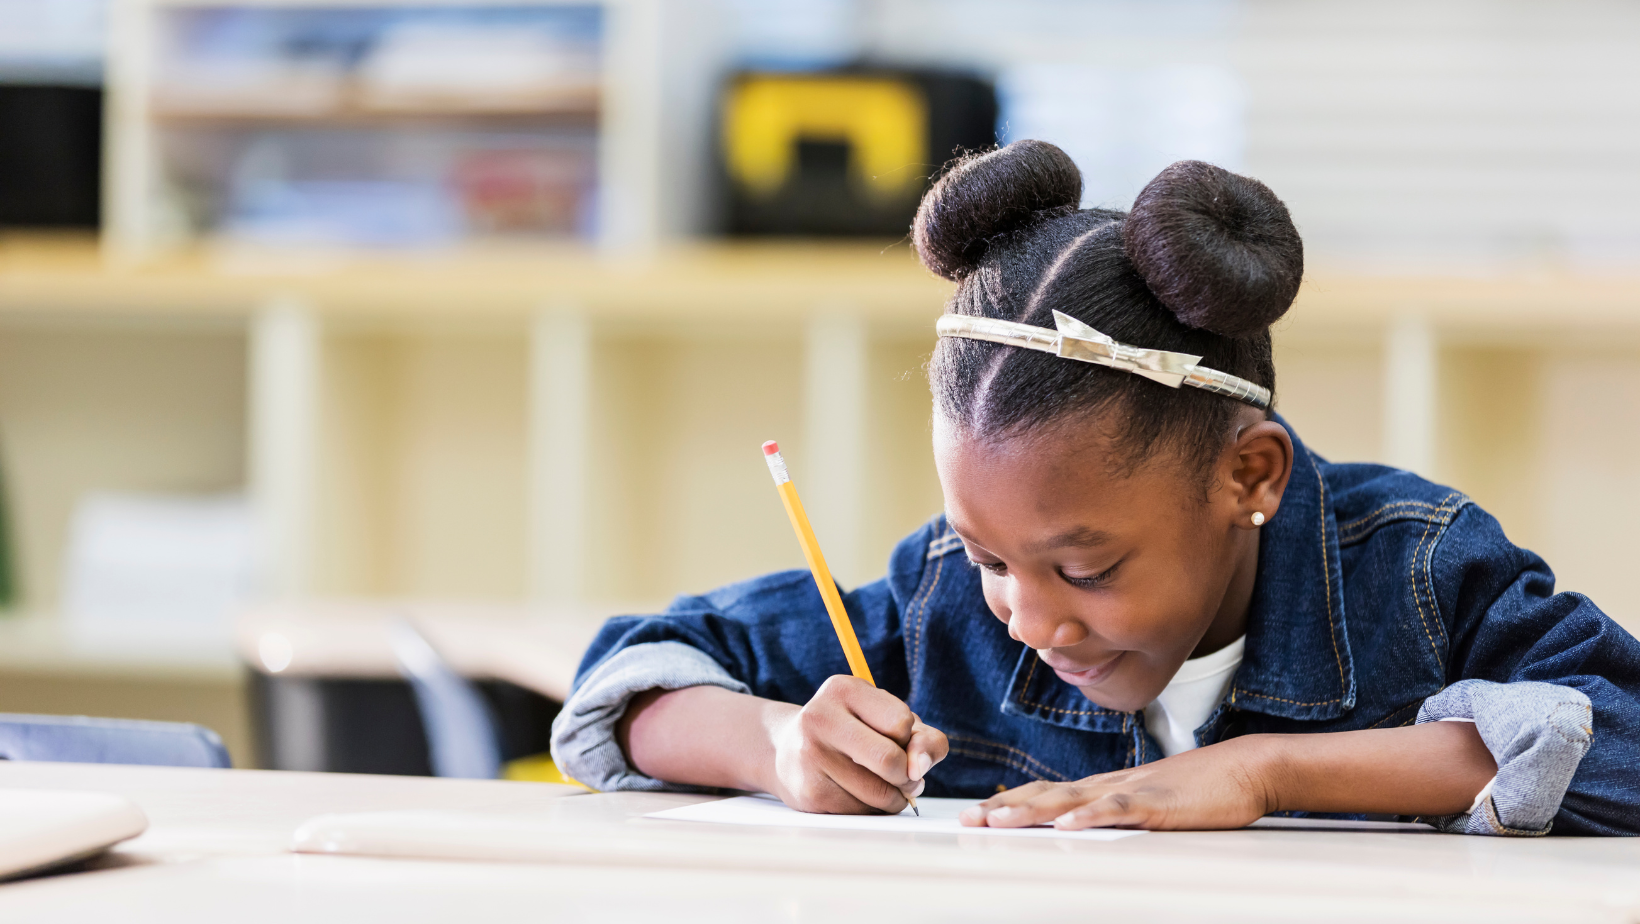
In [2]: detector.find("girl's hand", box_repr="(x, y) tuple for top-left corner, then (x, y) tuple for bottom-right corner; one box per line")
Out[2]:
(959, 737), (1278, 831)
(766, 675), (949, 815)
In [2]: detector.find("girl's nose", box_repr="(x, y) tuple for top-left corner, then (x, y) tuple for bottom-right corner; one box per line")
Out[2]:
(1005, 583), (1090, 650)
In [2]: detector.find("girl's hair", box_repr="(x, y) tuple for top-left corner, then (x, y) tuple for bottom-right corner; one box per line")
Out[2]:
(916, 140), (1304, 481)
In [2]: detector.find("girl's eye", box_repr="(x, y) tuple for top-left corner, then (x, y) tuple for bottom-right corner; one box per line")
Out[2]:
(968, 558), (1007, 576)
(1062, 561), (1119, 589)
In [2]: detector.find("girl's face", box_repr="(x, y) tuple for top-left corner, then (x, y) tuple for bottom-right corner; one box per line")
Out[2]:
(933, 409), (1292, 713)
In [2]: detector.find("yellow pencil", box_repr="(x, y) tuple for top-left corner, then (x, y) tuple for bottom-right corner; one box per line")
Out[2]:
(762, 440), (918, 815)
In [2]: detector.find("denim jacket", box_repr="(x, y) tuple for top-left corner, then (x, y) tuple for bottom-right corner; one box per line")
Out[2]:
(552, 421), (1640, 836)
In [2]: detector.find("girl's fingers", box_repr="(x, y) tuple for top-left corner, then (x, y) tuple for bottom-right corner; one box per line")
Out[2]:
(839, 680), (918, 745)
(975, 783), (1093, 828)
(831, 716), (914, 787)
(985, 780), (1055, 807)
(905, 720), (948, 782)
(1051, 791), (1152, 830)
(809, 677), (950, 806)
(958, 781), (1054, 825)
(957, 782), (1161, 830)
(825, 751), (910, 814)
(806, 678), (914, 787)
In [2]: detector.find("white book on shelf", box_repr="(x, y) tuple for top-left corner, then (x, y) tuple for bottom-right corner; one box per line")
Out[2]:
(60, 491), (256, 654)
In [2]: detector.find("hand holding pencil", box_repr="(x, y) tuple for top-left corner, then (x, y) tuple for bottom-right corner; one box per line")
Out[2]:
(762, 441), (948, 815)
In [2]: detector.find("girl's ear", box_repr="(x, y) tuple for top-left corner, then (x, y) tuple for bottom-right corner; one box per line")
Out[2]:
(1228, 419), (1294, 528)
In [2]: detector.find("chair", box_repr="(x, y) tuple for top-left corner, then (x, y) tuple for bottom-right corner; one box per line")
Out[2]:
(387, 618), (502, 779)
(0, 713), (230, 768)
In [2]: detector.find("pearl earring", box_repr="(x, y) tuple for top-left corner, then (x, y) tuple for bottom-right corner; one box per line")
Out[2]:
(1251, 511), (1265, 527)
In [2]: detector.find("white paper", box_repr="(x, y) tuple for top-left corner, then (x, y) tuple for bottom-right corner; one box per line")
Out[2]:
(644, 795), (1147, 841)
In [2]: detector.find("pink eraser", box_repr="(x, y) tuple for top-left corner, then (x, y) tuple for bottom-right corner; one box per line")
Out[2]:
(762, 440), (780, 455)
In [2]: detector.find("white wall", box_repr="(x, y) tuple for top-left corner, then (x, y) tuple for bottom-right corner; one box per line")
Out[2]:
(683, 0), (1640, 273)
(1239, 0), (1640, 273)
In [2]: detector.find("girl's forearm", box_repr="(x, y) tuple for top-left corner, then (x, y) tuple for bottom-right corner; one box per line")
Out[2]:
(616, 686), (795, 793)
(1253, 720), (1497, 816)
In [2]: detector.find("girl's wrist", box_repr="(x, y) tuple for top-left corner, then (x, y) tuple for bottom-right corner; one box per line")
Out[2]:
(620, 687), (800, 795)
(1226, 723), (1497, 818)
(1228, 733), (1299, 816)
(752, 699), (802, 795)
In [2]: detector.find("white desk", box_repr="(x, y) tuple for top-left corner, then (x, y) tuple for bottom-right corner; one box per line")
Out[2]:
(0, 762), (1636, 923)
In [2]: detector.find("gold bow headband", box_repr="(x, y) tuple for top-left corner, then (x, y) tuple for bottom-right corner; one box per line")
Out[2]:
(936, 311), (1272, 411)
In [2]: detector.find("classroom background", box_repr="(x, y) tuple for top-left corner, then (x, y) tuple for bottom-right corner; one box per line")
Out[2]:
(0, 0), (1637, 776)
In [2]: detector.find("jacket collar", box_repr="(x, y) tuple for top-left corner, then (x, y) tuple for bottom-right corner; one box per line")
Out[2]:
(1001, 416), (1355, 734)
(1228, 418), (1356, 721)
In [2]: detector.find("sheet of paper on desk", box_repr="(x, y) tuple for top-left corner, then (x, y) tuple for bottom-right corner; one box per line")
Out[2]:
(644, 795), (1147, 840)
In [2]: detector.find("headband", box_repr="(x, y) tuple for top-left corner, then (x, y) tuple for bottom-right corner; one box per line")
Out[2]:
(936, 311), (1272, 411)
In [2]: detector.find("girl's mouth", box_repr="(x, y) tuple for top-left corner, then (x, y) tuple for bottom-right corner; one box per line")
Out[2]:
(1043, 651), (1125, 687)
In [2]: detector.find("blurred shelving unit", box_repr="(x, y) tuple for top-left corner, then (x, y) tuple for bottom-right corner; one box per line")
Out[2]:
(105, 2), (607, 256)
(7, 233), (1640, 623)
(7, 255), (1640, 768)
(0, 0), (728, 766)
(0, 232), (958, 762)
(0, 235), (952, 605)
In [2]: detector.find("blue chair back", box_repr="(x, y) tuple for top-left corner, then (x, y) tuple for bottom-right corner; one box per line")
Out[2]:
(387, 618), (502, 779)
(0, 713), (230, 768)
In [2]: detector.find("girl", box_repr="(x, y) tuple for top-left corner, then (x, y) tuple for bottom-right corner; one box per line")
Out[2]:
(552, 141), (1640, 836)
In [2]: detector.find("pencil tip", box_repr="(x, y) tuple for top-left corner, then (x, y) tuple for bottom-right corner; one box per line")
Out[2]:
(912, 806), (920, 816)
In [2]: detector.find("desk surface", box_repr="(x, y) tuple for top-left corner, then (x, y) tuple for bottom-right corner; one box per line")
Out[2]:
(0, 762), (1636, 924)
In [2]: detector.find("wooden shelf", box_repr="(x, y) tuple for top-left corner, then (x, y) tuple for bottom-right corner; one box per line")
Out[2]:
(1287, 273), (1640, 338)
(0, 614), (238, 681)
(0, 237), (955, 327)
(151, 97), (600, 129)
(5, 236), (1640, 337)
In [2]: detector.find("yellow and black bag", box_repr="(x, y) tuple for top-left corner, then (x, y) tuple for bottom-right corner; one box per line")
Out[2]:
(721, 70), (995, 236)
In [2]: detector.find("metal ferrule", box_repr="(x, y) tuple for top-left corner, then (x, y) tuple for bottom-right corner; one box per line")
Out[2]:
(765, 450), (791, 486)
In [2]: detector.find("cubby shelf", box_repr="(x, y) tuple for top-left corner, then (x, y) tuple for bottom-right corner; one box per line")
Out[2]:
(7, 237), (1640, 333)
(7, 236), (1640, 617)
(0, 238), (953, 323)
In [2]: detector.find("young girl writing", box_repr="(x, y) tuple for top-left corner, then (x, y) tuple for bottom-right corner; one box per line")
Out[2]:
(552, 141), (1640, 836)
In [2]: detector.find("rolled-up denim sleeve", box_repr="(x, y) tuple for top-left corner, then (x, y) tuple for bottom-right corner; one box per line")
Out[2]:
(1415, 680), (1592, 836)
(546, 517), (936, 794)
(1436, 505), (1640, 835)
(549, 641), (749, 792)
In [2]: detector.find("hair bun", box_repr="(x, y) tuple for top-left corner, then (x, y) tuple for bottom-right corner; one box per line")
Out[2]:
(913, 140), (1083, 281)
(1125, 160), (1303, 338)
